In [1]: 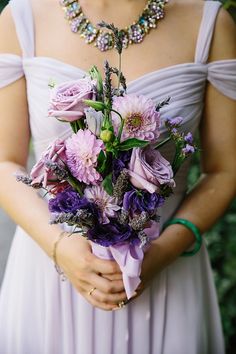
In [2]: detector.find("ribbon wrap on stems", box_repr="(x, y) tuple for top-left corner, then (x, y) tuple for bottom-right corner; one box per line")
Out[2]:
(90, 220), (160, 299)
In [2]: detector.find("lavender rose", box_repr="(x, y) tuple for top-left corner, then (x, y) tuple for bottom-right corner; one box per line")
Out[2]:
(30, 139), (66, 188)
(48, 77), (95, 122)
(128, 146), (175, 194)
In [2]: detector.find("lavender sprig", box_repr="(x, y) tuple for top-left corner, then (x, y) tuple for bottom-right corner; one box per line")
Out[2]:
(98, 21), (123, 55)
(15, 174), (32, 185)
(129, 211), (150, 231)
(15, 173), (42, 189)
(98, 21), (124, 90)
(50, 209), (95, 227)
(103, 60), (113, 107)
(45, 160), (69, 181)
(113, 169), (130, 199)
(156, 97), (171, 112)
(110, 67), (127, 92)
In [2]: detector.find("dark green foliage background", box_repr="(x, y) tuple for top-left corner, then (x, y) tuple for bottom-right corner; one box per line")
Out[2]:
(0, 0), (235, 352)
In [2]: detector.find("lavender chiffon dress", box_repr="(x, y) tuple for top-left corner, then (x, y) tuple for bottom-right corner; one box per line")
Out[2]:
(0, 1), (236, 353)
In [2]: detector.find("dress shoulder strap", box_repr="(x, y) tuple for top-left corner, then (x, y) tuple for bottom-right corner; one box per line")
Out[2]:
(194, 1), (222, 64)
(9, 0), (35, 58)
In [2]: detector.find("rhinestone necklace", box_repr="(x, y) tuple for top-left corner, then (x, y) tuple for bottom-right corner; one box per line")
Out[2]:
(60, 0), (168, 52)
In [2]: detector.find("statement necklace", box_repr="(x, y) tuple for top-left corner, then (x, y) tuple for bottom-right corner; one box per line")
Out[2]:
(60, 0), (168, 52)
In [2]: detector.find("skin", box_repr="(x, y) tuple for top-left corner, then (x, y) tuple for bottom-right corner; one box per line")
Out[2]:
(0, 0), (235, 311)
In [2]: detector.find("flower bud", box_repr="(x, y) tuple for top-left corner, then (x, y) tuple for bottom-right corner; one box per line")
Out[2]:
(83, 99), (106, 111)
(100, 129), (113, 143)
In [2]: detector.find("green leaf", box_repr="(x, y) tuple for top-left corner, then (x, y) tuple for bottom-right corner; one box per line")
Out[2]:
(117, 138), (149, 151)
(97, 150), (107, 174)
(102, 173), (113, 195)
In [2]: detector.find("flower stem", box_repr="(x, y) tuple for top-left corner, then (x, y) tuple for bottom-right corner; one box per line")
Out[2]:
(110, 109), (124, 141)
(154, 136), (171, 149)
(117, 53), (122, 90)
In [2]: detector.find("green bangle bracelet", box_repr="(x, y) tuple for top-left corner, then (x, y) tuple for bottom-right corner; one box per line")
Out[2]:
(163, 218), (202, 257)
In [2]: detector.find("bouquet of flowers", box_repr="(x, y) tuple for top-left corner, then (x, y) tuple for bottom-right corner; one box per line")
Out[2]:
(16, 23), (196, 299)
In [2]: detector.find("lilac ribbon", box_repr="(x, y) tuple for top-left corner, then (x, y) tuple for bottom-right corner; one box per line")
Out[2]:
(90, 220), (160, 299)
(91, 241), (143, 299)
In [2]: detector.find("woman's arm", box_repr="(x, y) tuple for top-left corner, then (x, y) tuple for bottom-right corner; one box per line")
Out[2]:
(0, 7), (126, 311)
(139, 8), (236, 289)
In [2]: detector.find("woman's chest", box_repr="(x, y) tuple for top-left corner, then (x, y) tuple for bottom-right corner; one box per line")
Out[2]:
(32, 0), (203, 83)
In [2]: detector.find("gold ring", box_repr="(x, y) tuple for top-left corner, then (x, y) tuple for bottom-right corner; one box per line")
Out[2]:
(118, 300), (126, 309)
(88, 287), (96, 296)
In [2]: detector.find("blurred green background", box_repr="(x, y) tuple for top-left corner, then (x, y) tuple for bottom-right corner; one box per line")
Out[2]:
(0, 0), (235, 352)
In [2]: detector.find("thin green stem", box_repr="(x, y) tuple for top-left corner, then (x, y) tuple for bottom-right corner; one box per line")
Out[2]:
(110, 109), (124, 141)
(154, 136), (171, 149)
(117, 53), (122, 90)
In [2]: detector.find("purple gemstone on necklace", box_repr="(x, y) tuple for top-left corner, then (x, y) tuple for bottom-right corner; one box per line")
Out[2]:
(70, 14), (86, 33)
(129, 24), (144, 44)
(96, 33), (114, 52)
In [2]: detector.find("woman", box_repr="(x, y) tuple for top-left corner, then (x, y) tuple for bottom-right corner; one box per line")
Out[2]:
(0, 0), (235, 353)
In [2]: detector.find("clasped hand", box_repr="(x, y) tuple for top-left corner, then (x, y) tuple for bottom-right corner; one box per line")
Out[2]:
(56, 235), (158, 310)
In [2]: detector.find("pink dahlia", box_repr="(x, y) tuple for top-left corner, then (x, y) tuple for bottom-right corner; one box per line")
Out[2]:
(84, 185), (120, 223)
(112, 94), (160, 142)
(65, 129), (104, 185)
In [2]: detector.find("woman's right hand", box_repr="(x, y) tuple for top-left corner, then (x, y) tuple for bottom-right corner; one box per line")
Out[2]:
(56, 234), (127, 311)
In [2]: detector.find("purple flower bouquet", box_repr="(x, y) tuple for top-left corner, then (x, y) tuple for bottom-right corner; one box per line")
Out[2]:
(16, 23), (196, 299)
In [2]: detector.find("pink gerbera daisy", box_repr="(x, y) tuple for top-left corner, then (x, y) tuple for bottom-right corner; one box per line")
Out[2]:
(65, 129), (103, 185)
(112, 94), (161, 142)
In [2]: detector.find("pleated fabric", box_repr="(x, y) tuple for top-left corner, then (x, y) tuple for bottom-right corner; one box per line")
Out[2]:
(0, 0), (235, 353)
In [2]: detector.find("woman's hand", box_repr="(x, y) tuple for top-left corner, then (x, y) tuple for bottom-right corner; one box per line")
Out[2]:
(56, 234), (127, 311)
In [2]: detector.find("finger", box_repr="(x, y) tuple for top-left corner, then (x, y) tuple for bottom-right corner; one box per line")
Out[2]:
(90, 254), (122, 275)
(89, 287), (127, 305)
(88, 272), (125, 294)
(84, 291), (118, 311)
(102, 273), (123, 281)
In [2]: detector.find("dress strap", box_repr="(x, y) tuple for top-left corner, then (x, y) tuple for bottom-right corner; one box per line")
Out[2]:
(194, 1), (222, 64)
(9, 0), (35, 58)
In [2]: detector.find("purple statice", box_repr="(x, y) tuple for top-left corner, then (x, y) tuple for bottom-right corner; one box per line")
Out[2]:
(182, 144), (195, 156)
(48, 188), (100, 221)
(123, 189), (164, 216)
(184, 132), (194, 144)
(112, 150), (132, 182)
(165, 116), (183, 128)
(87, 219), (137, 247)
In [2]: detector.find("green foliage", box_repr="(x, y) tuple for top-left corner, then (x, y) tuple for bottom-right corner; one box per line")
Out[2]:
(116, 138), (149, 151)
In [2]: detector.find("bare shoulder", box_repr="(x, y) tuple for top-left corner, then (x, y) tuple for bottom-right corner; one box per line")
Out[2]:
(209, 5), (236, 61)
(167, 0), (204, 18)
(166, 0), (205, 39)
(0, 4), (22, 55)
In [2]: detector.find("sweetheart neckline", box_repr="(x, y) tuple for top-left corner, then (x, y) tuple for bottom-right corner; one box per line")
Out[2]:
(22, 56), (206, 86)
